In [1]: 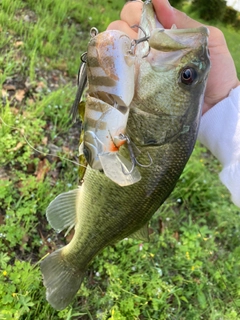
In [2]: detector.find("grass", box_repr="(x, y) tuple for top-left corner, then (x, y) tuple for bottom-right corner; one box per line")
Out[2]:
(218, 25), (240, 79)
(0, 0), (240, 319)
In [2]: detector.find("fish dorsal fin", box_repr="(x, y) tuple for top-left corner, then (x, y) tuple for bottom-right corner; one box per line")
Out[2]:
(130, 224), (149, 242)
(46, 188), (81, 234)
(99, 152), (141, 186)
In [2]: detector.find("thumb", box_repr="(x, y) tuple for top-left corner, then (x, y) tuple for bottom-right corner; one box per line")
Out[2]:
(152, 0), (203, 29)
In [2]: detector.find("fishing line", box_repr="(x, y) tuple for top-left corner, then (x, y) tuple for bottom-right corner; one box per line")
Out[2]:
(0, 115), (87, 169)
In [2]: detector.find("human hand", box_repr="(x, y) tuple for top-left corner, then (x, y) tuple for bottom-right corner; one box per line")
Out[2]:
(107, 0), (240, 114)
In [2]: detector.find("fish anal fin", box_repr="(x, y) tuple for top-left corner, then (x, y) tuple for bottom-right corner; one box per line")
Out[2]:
(130, 224), (149, 242)
(40, 249), (84, 310)
(46, 189), (81, 233)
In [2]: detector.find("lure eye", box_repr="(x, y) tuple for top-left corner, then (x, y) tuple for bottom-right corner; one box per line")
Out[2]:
(180, 67), (198, 85)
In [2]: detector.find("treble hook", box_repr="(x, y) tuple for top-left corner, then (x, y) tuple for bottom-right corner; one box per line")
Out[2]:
(77, 27), (98, 87)
(118, 133), (153, 175)
(77, 26), (98, 85)
(129, 25), (151, 57)
(119, 133), (136, 175)
(131, 25), (150, 44)
(135, 152), (153, 168)
(70, 27), (98, 122)
(77, 52), (87, 86)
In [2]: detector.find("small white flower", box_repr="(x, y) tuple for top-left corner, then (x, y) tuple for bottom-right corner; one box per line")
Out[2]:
(156, 268), (163, 276)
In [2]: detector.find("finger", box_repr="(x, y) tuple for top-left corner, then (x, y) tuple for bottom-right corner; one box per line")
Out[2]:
(152, 0), (202, 29)
(153, 1), (227, 49)
(120, 1), (143, 29)
(107, 20), (138, 39)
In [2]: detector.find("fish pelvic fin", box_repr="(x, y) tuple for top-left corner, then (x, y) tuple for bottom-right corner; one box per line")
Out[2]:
(46, 188), (81, 234)
(40, 248), (84, 310)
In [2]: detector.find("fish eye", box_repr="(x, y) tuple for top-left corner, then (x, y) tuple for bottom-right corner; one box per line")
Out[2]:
(180, 67), (198, 85)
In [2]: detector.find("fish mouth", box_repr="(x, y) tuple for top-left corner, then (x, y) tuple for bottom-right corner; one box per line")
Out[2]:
(136, 0), (209, 54)
(166, 26), (209, 36)
(148, 27), (209, 53)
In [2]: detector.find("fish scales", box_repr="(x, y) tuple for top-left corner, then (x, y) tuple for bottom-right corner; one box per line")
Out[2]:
(41, 0), (210, 310)
(64, 146), (184, 263)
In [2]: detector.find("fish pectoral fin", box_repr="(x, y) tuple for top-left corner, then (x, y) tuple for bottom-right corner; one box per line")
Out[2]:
(46, 189), (80, 233)
(40, 248), (84, 310)
(99, 152), (141, 186)
(130, 224), (149, 242)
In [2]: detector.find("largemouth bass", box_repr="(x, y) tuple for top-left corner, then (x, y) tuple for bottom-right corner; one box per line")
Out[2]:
(41, 0), (210, 310)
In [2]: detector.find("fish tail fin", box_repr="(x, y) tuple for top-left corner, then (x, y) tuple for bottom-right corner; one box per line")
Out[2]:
(40, 248), (84, 310)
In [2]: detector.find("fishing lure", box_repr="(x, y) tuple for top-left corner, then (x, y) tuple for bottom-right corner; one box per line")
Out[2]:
(71, 27), (149, 186)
